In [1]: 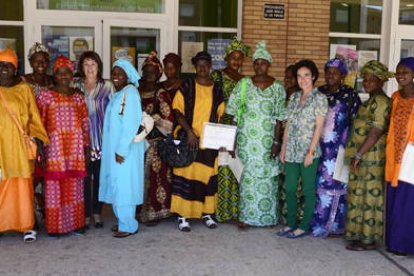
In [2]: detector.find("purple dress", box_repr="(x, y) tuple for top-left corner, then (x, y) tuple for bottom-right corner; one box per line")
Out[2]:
(311, 84), (361, 237)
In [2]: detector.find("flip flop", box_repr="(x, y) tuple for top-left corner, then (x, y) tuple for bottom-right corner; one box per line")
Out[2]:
(23, 230), (37, 243)
(286, 230), (308, 239)
(276, 227), (294, 237)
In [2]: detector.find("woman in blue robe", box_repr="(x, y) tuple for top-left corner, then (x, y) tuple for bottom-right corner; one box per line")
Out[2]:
(99, 59), (144, 238)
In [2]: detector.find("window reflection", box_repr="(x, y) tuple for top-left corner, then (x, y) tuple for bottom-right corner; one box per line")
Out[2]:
(400, 0), (414, 25)
(330, 0), (382, 34)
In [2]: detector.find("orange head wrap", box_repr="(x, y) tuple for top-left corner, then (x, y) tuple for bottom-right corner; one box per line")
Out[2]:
(0, 48), (18, 69)
(53, 55), (73, 73)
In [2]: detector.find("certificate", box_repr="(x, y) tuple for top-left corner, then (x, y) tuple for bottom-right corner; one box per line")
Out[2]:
(200, 123), (237, 150)
(333, 146), (349, 183)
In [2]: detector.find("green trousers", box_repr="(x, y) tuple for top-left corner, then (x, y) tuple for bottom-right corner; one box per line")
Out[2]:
(284, 158), (319, 231)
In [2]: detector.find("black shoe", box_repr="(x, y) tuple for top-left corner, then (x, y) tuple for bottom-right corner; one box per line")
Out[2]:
(94, 222), (104, 228)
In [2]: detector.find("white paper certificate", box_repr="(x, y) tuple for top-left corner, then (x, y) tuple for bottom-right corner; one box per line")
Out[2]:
(201, 123), (237, 150)
(333, 146), (349, 183)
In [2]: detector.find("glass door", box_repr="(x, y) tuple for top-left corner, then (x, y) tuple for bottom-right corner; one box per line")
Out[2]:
(389, 27), (414, 93)
(102, 19), (169, 78)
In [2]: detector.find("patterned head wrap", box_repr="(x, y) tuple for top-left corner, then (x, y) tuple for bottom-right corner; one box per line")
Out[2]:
(225, 36), (251, 58)
(252, 41), (272, 64)
(163, 53), (182, 69)
(397, 57), (414, 72)
(113, 58), (141, 87)
(0, 48), (18, 69)
(28, 42), (50, 60)
(142, 50), (163, 78)
(191, 51), (212, 65)
(324, 58), (348, 76)
(53, 55), (73, 74)
(360, 60), (394, 81)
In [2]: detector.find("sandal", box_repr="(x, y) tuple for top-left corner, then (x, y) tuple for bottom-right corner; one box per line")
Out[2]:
(202, 215), (217, 229)
(346, 241), (365, 251)
(276, 227), (294, 237)
(23, 230), (37, 243)
(178, 216), (191, 232)
(286, 229), (308, 239)
(112, 230), (139, 238)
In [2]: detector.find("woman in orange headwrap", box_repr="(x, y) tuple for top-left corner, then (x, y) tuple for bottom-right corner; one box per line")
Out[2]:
(0, 49), (49, 243)
(36, 55), (90, 238)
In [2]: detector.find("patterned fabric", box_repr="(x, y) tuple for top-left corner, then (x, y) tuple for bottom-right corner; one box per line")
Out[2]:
(225, 36), (251, 58)
(211, 70), (240, 222)
(73, 78), (114, 161)
(36, 88), (89, 234)
(53, 55), (73, 73)
(252, 41), (272, 63)
(226, 78), (287, 226)
(311, 84), (361, 237)
(36, 89), (89, 180)
(325, 58), (348, 75)
(139, 87), (173, 222)
(170, 80), (224, 218)
(142, 50), (162, 77)
(385, 92), (414, 187)
(360, 60), (393, 81)
(285, 88), (328, 163)
(345, 92), (390, 244)
(44, 177), (84, 234)
(28, 42), (49, 60)
(21, 76), (53, 96)
(0, 48), (18, 69)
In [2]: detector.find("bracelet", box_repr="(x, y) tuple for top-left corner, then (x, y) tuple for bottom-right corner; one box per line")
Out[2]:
(354, 152), (362, 160)
(307, 149), (314, 156)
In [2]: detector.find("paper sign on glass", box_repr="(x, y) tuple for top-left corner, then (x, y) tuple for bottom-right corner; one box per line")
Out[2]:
(399, 142), (414, 185)
(200, 123), (237, 151)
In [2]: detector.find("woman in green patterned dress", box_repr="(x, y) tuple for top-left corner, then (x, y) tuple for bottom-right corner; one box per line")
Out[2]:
(211, 37), (250, 223)
(225, 41), (287, 228)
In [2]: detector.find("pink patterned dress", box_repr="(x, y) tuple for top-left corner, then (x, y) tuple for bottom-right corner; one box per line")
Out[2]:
(36, 88), (89, 234)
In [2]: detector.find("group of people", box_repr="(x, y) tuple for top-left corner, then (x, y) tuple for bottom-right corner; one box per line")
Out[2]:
(0, 37), (413, 256)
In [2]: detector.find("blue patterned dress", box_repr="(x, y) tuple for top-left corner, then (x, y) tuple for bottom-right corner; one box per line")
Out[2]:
(311, 84), (361, 237)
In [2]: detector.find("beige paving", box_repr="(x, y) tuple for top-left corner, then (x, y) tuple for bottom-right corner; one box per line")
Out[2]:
(0, 207), (413, 276)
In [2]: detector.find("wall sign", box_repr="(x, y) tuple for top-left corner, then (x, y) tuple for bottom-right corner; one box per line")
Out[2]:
(263, 4), (285, 20)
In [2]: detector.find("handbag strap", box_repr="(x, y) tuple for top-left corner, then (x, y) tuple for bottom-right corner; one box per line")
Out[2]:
(0, 87), (27, 137)
(237, 78), (247, 122)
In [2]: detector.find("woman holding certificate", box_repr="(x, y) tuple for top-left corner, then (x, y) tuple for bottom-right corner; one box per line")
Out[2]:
(385, 57), (414, 256)
(170, 51), (224, 232)
(211, 37), (250, 223)
(345, 61), (391, 250)
(226, 41), (287, 229)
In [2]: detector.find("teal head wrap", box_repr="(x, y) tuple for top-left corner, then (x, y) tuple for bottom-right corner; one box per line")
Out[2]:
(113, 59), (141, 87)
(252, 41), (272, 64)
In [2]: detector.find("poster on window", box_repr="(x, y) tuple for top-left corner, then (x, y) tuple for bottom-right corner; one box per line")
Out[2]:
(357, 50), (378, 71)
(207, 39), (232, 71)
(181, 42), (204, 73)
(69, 36), (94, 61)
(111, 47), (136, 67)
(44, 36), (70, 73)
(330, 44), (358, 88)
(0, 39), (16, 51)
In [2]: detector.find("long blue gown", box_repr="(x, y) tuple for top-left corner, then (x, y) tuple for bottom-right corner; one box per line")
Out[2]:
(99, 84), (144, 233)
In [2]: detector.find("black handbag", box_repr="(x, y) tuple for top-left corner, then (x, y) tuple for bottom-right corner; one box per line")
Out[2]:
(158, 130), (198, 167)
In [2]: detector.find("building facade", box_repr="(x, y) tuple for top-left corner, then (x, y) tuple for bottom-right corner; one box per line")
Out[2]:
(1, 0), (413, 93)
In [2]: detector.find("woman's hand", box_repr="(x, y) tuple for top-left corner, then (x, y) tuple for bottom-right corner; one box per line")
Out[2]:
(271, 143), (281, 159)
(350, 158), (359, 173)
(115, 153), (125, 164)
(304, 153), (313, 167)
(279, 146), (286, 163)
(186, 130), (199, 151)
